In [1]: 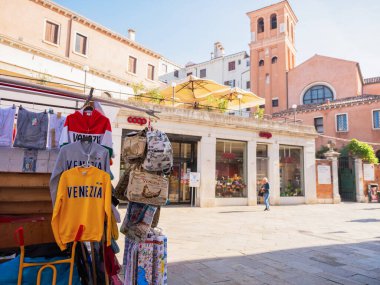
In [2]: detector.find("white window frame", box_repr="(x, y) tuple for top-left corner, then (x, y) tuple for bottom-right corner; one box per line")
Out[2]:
(73, 31), (88, 57)
(372, 109), (380, 130)
(314, 116), (324, 134)
(43, 19), (61, 47)
(336, 113), (349, 133)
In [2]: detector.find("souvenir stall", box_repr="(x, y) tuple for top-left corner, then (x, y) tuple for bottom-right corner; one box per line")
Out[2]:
(0, 78), (169, 285)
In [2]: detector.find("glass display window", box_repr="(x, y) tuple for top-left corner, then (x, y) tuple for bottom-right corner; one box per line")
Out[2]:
(215, 139), (247, 198)
(279, 145), (304, 197)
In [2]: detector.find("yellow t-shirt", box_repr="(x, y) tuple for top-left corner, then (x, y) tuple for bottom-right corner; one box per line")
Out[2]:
(51, 166), (112, 250)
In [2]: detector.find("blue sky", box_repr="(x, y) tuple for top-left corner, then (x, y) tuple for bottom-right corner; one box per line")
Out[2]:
(54, 0), (380, 78)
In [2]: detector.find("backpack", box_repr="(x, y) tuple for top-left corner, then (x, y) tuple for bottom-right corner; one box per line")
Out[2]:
(142, 130), (173, 172)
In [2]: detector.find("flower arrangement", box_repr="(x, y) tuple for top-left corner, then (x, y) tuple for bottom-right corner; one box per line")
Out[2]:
(215, 175), (246, 197)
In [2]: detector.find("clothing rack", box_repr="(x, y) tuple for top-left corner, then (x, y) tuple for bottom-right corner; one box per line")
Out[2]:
(0, 97), (78, 110)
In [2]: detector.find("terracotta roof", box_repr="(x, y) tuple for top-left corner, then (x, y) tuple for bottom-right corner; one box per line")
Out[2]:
(364, 77), (380, 85)
(272, 94), (380, 117)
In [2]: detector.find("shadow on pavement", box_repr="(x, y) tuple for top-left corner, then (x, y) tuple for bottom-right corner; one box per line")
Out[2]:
(349, 219), (380, 223)
(168, 241), (380, 285)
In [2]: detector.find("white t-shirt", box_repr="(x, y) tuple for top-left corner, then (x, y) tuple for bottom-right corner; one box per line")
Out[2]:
(0, 106), (16, 147)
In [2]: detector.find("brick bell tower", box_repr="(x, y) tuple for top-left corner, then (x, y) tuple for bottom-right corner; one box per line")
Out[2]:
(247, 0), (297, 114)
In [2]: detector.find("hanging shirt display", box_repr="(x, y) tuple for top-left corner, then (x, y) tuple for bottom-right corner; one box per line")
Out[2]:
(59, 109), (113, 156)
(13, 107), (49, 150)
(49, 141), (110, 205)
(0, 106), (16, 147)
(51, 166), (112, 251)
(48, 113), (66, 149)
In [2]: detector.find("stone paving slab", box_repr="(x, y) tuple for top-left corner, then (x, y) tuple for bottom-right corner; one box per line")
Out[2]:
(117, 203), (380, 284)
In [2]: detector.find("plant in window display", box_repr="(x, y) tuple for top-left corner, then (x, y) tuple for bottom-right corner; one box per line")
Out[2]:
(216, 175), (246, 197)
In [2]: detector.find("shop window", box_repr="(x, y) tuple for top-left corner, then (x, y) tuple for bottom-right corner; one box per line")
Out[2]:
(336, 114), (348, 132)
(75, 33), (87, 55)
(228, 61), (236, 71)
(174, 70), (179, 78)
(200, 68), (206, 78)
(272, 98), (278, 107)
(257, 18), (264, 33)
(215, 139), (247, 198)
(147, 64), (155, 80)
(314, 117), (324, 133)
(128, 56), (137, 74)
(271, 56), (278, 64)
(373, 110), (380, 129)
(44, 20), (59, 45)
(303, 85), (333, 105)
(270, 14), (277, 29)
(259, 59), (264, 67)
(279, 145), (304, 197)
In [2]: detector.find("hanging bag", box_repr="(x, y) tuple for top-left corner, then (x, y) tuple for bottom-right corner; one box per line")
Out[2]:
(114, 161), (141, 201)
(142, 130), (173, 173)
(126, 170), (168, 206)
(122, 130), (147, 160)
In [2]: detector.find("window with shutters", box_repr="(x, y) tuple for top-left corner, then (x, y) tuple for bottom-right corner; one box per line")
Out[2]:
(314, 117), (324, 133)
(200, 69), (206, 78)
(228, 61), (235, 71)
(336, 114), (348, 132)
(75, 33), (88, 55)
(44, 20), (59, 45)
(147, 64), (155, 80)
(373, 110), (380, 129)
(128, 56), (137, 74)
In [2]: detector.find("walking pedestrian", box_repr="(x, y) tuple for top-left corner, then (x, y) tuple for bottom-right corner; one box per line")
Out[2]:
(260, 177), (270, 211)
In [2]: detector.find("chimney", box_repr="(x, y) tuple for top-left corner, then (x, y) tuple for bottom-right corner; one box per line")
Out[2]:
(128, 29), (136, 41)
(214, 42), (224, 58)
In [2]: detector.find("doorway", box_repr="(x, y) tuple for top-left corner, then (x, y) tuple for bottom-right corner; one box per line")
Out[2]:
(168, 142), (197, 204)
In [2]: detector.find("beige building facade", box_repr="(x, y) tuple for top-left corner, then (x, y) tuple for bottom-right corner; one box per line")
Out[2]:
(0, 0), (179, 98)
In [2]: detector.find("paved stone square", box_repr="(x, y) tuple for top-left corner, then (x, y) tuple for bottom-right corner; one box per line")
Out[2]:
(118, 203), (380, 284)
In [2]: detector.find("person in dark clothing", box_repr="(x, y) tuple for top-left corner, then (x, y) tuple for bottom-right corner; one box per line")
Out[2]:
(260, 177), (270, 211)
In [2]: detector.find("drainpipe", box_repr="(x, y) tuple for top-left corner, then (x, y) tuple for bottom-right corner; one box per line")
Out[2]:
(241, 69), (250, 89)
(66, 16), (75, 58)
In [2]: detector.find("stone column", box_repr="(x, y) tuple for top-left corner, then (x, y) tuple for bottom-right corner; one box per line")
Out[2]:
(325, 150), (341, 203)
(355, 158), (366, 202)
(198, 136), (216, 207)
(268, 143), (280, 205)
(247, 141), (257, 206)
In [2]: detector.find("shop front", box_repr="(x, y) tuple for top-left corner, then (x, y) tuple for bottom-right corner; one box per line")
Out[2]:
(120, 129), (199, 205)
(115, 102), (318, 207)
